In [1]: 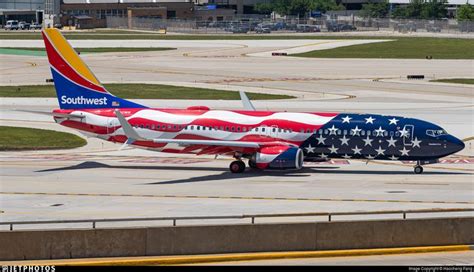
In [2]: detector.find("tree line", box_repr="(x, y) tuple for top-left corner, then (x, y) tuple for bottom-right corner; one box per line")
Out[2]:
(254, 0), (474, 20)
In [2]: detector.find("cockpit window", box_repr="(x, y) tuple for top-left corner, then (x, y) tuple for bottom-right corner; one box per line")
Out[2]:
(426, 129), (447, 137)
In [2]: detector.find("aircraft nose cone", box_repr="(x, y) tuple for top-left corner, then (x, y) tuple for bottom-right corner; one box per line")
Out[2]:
(448, 135), (465, 154)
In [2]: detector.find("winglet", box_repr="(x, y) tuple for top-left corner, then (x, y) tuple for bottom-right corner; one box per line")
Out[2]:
(114, 110), (143, 145)
(240, 91), (256, 111)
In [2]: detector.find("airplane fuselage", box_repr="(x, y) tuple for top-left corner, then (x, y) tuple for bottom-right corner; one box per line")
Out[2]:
(53, 107), (464, 166)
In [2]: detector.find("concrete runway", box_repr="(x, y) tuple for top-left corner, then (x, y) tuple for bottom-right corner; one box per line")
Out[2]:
(0, 39), (473, 228)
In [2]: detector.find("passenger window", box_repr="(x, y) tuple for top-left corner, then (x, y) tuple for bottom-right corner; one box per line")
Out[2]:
(168, 125), (171, 129)
(343, 130), (347, 135)
(390, 131), (394, 137)
(361, 130), (365, 136)
(197, 126), (200, 130)
(255, 128), (259, 132)
(337, 130), (341, 135)
(231, 127), (235, 131)
(367, 131), (371, 136)
(300, 129), (305, 133)
(274, 128), (277, 133)
(146, 125), (149, 129)
(319, 130), (323, 134)
(140, 125), (144, 128)
(173, 125), (177, 130)
(306, 129), (311, 133)
(243, 127), (247, 132)
(262, 128), (266, 132)
(151, 125), (155, 130)
(237, 127), (241, 132)
(324, 130), (328, 135)
(384, 131), (388, 136)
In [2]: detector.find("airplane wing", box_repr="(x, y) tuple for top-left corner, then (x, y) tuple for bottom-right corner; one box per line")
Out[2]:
(114, 110), (260, 151)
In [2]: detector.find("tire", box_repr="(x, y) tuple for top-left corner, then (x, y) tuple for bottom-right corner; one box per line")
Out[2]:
(414, 165), (423, 174)
(248, 160), (258, 169)
(230, 160), (246, 173)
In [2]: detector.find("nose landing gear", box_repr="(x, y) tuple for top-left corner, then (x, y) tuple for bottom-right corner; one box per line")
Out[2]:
(414, 163), (424, 174)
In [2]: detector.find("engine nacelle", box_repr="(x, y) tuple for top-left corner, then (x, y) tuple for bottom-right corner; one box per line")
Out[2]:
(254, 146), (304, 170)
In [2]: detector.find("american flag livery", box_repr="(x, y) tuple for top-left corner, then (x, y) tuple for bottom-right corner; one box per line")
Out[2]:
(42, 28), (464, 174)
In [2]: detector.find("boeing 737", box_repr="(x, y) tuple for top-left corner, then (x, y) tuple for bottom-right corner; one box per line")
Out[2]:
(40, 28), (465, 174)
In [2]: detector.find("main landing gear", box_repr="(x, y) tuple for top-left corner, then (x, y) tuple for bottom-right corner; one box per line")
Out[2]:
(230, 160), (246, 173)
(414, 163), (424, 174)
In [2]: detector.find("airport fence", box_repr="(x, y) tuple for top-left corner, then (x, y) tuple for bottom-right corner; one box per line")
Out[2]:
(2, 208), (473, 231)
(106, 16), (474, 34)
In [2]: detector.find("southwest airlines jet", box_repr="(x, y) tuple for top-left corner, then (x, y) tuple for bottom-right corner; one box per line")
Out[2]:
(41, 28), (465, 174)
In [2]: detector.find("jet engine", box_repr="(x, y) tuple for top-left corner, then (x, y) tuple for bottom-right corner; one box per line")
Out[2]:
(252, 146), (304, 170)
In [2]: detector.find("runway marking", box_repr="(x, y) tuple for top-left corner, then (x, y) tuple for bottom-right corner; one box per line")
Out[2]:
(1, 192), (472, 205)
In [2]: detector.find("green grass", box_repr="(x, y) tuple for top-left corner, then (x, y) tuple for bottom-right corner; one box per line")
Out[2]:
(0, 84), (294, 100)
(292, 38), (474, 59)
(0, 47), (175, 56)
(0, 126), (87, 151)
(430, 78), (474, 84)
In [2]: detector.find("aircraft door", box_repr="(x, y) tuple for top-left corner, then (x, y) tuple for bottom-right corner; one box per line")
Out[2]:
(403, 124), (415, 146)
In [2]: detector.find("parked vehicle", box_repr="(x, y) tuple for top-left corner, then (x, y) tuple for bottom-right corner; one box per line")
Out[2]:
(4, 20), (19, 30)
(30, 22), (42, 30)
(255, 25), (271, 34)
(394, 22), (417, 32)
(53, 23), (63, 29)
(19, 21), (30, 30)
(296, 24), (320, 33)
(326, 21), (356, 32)
(425, 24), (441, 32)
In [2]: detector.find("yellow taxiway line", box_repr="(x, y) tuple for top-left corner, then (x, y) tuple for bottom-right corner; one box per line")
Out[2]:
(2, 245), (471, 266)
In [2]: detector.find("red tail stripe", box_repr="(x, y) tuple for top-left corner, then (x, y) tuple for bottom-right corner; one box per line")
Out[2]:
(43, 32), (107, 94)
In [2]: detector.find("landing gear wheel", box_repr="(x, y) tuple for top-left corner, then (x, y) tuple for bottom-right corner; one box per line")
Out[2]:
(230, 160), (246, 173)
(248, 160), (258, 169)
(414, 165), (423, 174)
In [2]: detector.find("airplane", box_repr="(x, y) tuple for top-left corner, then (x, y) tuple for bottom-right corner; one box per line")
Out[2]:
(40, 28), (465, 174)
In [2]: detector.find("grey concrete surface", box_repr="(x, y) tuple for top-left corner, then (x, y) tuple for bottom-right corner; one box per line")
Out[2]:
(0, 39), (472, 227)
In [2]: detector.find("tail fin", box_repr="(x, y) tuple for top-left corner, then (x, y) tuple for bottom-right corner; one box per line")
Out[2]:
(41, 28), (146, 109)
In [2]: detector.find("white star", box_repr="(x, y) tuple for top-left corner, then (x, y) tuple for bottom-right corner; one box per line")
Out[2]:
(365, 116), (375, 124)
(362, 136), (373, 146)
(328, 125), (338, 135)
(351, 126), (361, 136)
(342, 116), (352, 123)
(399, 127), (409, 138)
(374, 126), (386, 137)
(412, 137), (422, 148)
(328, 145), (339, 154)
(389, 155), (399, 160)
(319, 153), (328, 159)
(351, 145), (362, 155)
(305, 144), (315, 153)
(339, 135), (350, 146)
(342, 154), (352, 159)
(399, 147), (410, 156)
(389, 118), (399, 125)
(366, 154), (376, 160)
(316, 135), (326, 145)
(375, 146), (386, 156)
(386, 136), (397, 147)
